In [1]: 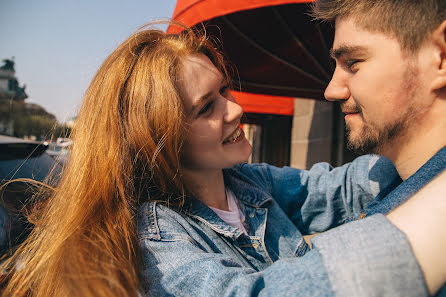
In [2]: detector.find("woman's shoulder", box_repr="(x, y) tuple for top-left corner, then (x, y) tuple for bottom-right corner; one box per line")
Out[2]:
(228, 162), (306, 188)
(136, 201), (192, 242)
(229, 162), (281, 183)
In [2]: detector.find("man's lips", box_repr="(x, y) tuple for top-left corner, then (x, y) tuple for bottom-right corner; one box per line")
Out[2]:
(343, 111), (361, 121)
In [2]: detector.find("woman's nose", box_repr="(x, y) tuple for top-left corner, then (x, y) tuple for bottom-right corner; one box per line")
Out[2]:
(324, 67), (350, 102)
(224, 93), (243, 123)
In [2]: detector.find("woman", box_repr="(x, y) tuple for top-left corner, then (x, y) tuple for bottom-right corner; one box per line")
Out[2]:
(2, 23), (445, 297)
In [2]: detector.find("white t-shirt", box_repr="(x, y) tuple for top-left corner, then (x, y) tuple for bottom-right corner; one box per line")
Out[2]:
(209, 188), (248, 235)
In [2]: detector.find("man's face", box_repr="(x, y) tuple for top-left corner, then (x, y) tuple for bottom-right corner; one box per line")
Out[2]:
(325, 17), (428, 155)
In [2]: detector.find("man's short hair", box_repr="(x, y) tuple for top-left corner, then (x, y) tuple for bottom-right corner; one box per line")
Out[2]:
(311, 0), (446, 53)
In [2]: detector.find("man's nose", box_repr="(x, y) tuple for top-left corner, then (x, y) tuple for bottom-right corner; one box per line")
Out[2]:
(324, 67), (350, 102)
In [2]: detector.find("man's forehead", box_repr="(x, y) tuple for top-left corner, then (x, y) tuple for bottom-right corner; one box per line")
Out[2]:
(331, 17), (390, 57)
(333, 17), (368, 43)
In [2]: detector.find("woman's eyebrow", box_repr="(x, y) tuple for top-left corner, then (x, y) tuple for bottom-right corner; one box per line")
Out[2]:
(191, 92), (213, 114)
(191, 78), (226, 113)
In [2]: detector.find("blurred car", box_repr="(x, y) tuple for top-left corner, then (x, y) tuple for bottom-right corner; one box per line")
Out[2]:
(45, 137), (72, 165)
(0, 135), (62, 255)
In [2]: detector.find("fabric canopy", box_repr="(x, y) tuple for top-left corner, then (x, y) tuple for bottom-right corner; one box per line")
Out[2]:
(232, 91), (294, 115)
(169, 0), (332, 115)
(170, 0), (313, 32)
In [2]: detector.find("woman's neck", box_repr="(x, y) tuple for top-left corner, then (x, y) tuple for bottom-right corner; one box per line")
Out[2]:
(183, 169), (229, 211)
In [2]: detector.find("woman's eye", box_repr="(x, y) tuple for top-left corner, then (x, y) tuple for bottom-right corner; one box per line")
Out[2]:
(198, 101), (214, 116)
(220, 85), (229, 95)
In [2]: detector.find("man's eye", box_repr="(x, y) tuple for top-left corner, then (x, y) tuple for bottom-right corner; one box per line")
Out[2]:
(198, 101), (214, 116)
(346, 59), (361, 71)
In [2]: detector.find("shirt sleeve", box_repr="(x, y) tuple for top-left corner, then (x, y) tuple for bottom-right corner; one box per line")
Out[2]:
(138, 204), (427, 297)
(236, 155), (399, 234)
(311, 214), (428, 297)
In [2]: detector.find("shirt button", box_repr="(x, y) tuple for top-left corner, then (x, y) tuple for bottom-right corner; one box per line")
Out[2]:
(249, 213), (254, 218)
(252, 243), (259, 249)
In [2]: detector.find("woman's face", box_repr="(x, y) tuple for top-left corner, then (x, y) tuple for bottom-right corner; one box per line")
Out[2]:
(178, 54), (252, 173)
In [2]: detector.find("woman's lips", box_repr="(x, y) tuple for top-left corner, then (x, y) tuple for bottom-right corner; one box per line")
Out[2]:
(223, 127), (244, 144)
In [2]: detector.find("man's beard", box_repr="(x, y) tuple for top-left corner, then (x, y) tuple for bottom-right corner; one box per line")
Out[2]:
(345, 64), (420, 155)
(345, 115), (408, 155)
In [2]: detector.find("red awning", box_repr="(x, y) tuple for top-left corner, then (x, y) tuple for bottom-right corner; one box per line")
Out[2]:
(231, 90), (294, 115)
(170, 0), (331, 115)
(170, 0), (314, 33)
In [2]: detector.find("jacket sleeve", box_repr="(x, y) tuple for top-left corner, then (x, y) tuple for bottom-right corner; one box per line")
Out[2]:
(138, 203), (427, 297)
(236, 154), (400, 234)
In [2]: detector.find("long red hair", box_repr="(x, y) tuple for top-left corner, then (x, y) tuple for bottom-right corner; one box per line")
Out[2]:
(2, 22), (229, 297)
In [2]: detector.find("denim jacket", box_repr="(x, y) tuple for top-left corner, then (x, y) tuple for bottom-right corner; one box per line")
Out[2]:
(137, 155), (427, 297)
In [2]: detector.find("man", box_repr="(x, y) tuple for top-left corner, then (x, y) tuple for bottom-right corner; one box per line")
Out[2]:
(312, 0), (446, 215)
(312, 0), (446, 295)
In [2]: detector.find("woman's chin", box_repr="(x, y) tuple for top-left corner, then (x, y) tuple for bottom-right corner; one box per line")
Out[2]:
(237, 139), (253, 164)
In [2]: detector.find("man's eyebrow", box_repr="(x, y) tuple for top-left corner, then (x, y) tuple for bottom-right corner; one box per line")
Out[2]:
(330, 45), (369, 60)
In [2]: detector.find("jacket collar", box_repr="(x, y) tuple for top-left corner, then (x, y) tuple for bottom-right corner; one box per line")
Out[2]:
(222, 167), (273, 208)
(186, 198), (244, 239)
(184, 167), (273, 238)
(365, 145), (446, 216)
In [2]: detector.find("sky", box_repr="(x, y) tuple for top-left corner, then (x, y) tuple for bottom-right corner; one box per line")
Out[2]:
(1, 0), (177, 122)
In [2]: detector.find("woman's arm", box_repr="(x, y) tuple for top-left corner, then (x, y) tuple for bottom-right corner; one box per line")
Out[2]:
(235, 155), (399, 234)
(138, 202), (428, 297)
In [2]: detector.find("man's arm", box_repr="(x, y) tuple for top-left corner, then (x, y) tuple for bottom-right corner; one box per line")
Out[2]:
(139, 202), (428, 297)
(311, 170), (446, 296)
(387, 170), (446, 295)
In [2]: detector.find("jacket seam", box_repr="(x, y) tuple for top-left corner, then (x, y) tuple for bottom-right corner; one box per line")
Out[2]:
(139, 234), (199, 246)
(151, 201), (161, 240)
(294, 238), (310, 257)
(259, 208), (273, 264)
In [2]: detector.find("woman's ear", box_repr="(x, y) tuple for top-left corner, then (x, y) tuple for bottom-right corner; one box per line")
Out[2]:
(431, 20), (446, 91)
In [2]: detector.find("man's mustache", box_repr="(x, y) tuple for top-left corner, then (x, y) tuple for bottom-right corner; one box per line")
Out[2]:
(341, 102), (362, 114)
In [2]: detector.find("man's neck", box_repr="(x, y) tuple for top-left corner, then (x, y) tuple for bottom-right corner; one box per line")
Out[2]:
(381, 119), (446, 181)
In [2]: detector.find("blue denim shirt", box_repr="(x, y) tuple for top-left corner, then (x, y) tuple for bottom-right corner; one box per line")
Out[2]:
(137, 155), (427, 296)
(365, 146), (446, 297)
(366, 146), (446, 215)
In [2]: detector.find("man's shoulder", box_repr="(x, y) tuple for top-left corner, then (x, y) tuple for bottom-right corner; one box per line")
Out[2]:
(365, 147), (446, 216)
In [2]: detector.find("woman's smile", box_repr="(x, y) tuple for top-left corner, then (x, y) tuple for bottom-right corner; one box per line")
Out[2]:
(223, 127), (243, 144)
(179, 54), (252, 172)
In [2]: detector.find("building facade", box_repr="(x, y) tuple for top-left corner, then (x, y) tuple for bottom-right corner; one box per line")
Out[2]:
(0, 58), (28, 135)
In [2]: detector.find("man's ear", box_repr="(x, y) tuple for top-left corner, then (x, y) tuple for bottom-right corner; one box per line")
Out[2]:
(431, 20), (446, 90)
